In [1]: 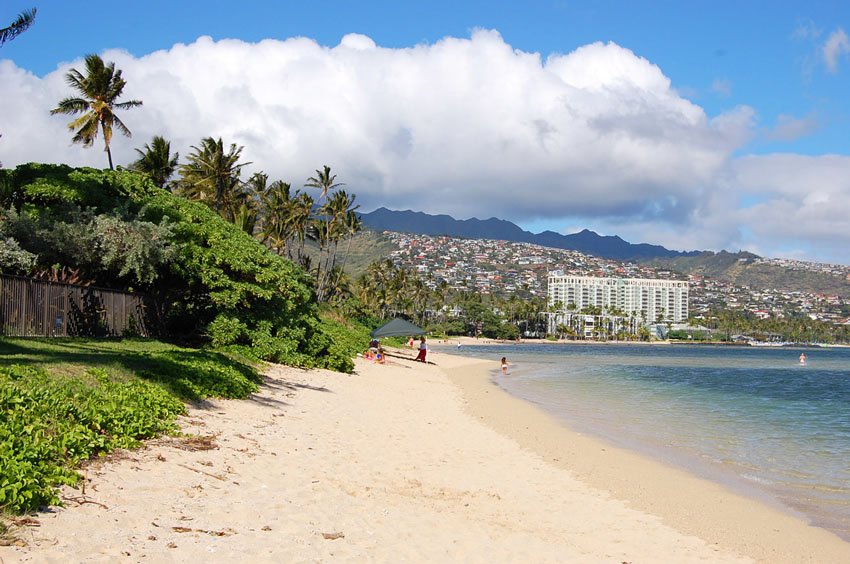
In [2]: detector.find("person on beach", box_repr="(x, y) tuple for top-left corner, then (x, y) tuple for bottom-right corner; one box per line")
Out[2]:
(501, 357), (509, 375)
(365, 338), (380, 360)
(415, 336), (427, 362)
(408, 336), (414, 348)
(375, 347), (386, 364)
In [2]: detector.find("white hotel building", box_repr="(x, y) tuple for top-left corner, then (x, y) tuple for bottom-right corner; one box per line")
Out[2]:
(547, 272), (689, 324)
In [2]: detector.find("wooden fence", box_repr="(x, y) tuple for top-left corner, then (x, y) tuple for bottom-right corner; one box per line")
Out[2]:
(0, 274), (158, 337)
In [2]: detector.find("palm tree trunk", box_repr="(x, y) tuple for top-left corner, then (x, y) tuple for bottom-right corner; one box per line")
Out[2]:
(334, 235), (355, 296)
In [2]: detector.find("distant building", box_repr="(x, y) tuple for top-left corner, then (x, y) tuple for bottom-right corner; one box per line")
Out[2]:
(547, 273), (689, 323)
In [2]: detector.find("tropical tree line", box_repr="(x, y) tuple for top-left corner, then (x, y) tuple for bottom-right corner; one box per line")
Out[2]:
(0, 163), (364, 370)
(338, 259), (547, 340)
(699, 309), (850, 344)
(133, 137), (361, 305)
(44, 53), (361, 304)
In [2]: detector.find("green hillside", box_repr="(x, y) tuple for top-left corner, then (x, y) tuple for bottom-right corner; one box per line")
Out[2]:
(300, 228), (398, 278)
(644, 251), (850, 297)
(340, 229), (399, 274)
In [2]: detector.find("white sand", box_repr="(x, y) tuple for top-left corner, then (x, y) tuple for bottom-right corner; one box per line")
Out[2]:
(2, 348), (849, 563)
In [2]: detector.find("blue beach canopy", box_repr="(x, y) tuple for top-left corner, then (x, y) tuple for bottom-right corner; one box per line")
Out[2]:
(370, 318), (425, 338)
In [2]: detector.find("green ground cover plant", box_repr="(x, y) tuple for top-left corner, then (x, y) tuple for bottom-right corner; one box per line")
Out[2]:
(0, 337), (261, 514)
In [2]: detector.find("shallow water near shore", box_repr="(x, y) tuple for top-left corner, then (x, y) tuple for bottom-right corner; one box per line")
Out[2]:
(435, 342), (850, 541)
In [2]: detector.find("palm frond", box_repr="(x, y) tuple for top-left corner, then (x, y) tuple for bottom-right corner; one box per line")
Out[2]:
(111, 114), (133, 137)
(49, 97), (90, 115)
(114, 99), (143, 110)
(0, 7), (36, 46)
(69, 115), (100, 146)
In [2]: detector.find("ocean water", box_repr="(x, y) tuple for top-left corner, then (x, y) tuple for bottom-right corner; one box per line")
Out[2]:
(436, 342), (850, 540)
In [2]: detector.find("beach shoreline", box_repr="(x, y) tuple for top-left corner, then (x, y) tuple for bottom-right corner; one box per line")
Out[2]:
(438, 348), (850, 562)
(2, 348), (848, 562)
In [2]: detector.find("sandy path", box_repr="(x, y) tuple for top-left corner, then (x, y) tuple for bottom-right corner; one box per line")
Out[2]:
(1, 350), (840, 562)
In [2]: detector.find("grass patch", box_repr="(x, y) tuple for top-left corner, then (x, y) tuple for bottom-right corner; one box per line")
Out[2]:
(0, 337), (261, 401)
(0, 337), (261, 515)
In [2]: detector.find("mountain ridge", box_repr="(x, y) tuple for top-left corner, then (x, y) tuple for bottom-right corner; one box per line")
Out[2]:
(359, 207), (702, 262)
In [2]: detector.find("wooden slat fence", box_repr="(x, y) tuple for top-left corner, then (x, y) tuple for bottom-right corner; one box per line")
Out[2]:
(0, 274), (158, 337)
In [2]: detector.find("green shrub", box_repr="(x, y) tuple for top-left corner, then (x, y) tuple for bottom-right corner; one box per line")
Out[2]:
(208, 314), (248, 347)
(0, 364), (184, 513)
(5, 164), (364, 373)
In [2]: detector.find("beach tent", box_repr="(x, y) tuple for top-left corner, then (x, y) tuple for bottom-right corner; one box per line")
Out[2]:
(370, 318), (425, 338)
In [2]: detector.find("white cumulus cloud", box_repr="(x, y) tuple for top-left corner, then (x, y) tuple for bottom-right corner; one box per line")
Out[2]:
(1, 30), (849, 263)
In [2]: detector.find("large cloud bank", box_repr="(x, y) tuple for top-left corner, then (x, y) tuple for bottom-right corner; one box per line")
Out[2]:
(2, 30), (850, 264)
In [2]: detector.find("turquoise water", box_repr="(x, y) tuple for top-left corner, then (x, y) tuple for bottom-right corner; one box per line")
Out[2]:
(435, 342), (850, 540)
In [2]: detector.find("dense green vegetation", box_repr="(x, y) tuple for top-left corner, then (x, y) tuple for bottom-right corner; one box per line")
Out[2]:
(0, 337), (263, 513)
(698, 309), (850, 344)
(346, 259), (541, 339)
(0, 163), (357, 371)
(0, 160), (379, 516)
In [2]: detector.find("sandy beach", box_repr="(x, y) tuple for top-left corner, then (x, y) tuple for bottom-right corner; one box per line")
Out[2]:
(3, 348), (849, 563)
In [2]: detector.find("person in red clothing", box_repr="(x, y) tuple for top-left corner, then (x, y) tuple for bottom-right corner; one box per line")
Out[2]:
(415, 336), (427, 362)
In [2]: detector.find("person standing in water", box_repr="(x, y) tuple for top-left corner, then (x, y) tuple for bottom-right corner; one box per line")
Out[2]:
(799, 352), (807, 365)
(501, 357), (509, 375)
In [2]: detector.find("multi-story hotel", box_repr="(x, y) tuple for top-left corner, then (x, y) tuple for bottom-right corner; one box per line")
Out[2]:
(547, 272), (689, 323)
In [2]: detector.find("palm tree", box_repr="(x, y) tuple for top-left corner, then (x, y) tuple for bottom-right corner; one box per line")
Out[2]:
(359, 259), (398, 319)
(305, 165), (343, 204)
(50, 54), (143, 169)
(232, 202), (259, 235)
(178, 137), (251, 222)
(303, 166), (352, 303)
(131, 136), (179, 189)
(258, 179), (293, 255)
(0, 7), (36, 46)
(331, 209), (362, 293)
(287, 192), (314, 267)
(315, 190), (359, 301)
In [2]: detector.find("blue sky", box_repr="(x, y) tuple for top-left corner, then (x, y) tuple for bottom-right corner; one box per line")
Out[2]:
(3, 1), (850, 264)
